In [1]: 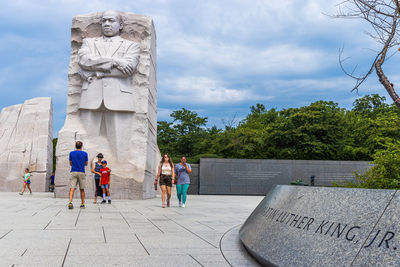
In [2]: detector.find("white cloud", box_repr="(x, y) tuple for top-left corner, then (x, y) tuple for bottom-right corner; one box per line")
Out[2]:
(267, 77), (355, 92)
(157, 107), (174, 120)
(160, 35), (331, 77)
(36, 74), (68, 98)
(160, 76), (272, 105)
(254, 77), (372, 99)
(0, 0), (170, 23)
(34, 74), (68, 135)
(0, 34), (51, 53)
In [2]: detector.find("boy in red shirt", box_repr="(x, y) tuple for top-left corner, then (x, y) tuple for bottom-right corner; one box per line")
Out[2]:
(97, 160), (111, 204)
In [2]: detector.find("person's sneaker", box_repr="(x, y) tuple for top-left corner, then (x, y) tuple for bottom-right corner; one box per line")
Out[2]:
(101, 200), (106, 204)
(178, 201), (182, 207)
(68, 202), (73, 209)
(19, 192), (23, 195)
(182, 203), (186, 208)
(80, 204), (85, 209)
(108, 200), (111, 204)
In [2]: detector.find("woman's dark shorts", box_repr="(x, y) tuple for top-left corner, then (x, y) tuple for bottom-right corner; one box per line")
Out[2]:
(159, 174), (172, 187)
(95, 178), (102, 196)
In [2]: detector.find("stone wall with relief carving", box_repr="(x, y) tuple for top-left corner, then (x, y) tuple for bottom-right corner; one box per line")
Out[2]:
(55, 11), (159, 200)
(0, 97), (53, 192)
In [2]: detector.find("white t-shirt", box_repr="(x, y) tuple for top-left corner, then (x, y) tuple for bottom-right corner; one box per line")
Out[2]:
(161, 164), (172, 175)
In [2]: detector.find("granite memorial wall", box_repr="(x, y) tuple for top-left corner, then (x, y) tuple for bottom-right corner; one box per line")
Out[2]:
(199, 158), (372, 195)
(187, 163), (199, 195)
(240, 185), (400, 266)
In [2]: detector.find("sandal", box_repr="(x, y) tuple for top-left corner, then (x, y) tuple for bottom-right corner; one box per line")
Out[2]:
(162, 203), (166, 208)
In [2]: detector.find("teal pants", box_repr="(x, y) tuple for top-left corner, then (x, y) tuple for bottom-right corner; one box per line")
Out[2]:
(176, 184), (190, 204)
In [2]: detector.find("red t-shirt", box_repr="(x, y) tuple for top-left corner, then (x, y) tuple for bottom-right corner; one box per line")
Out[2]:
(100, 167), (110, 185)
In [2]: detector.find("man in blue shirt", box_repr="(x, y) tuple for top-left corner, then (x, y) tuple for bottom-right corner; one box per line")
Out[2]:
(49, 172), (55, 192)
(68, 141), (88, 209)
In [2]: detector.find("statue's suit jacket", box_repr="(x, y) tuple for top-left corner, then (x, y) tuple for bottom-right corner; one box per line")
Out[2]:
(78, 36), (140, 112)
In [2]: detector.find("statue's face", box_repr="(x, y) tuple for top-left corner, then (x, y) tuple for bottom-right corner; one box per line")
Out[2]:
(101, 12), (122, 37)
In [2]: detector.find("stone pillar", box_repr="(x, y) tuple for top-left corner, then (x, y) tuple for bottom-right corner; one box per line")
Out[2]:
(55, 11), (159, 199)
(0, 97), (53, 192)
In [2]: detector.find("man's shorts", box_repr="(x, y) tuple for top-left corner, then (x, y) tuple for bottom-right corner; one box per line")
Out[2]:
(101, 184), (109, 189)
(70, 172), (86, 189)
(159, 174), (172, 187)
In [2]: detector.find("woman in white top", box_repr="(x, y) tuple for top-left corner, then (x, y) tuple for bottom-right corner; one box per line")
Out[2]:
(155, 154), (175, 208)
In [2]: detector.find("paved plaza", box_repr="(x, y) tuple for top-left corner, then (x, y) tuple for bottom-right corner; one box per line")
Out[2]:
(0, 193), (262, 267)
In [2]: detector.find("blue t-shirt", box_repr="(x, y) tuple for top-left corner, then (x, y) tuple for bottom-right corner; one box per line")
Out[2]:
(175, 163), (191, 185)
(69, 150), (88, 173)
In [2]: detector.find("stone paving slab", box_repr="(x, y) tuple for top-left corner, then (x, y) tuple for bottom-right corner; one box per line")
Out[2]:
(220, 226), (261, 267)
(0, 192), (262, 267)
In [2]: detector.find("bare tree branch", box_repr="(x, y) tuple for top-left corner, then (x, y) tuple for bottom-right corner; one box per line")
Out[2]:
(375, 0), (400, 108)
(222, 113), (238, 130)
(335, 0), (400, 109)
(338, 45), (381, 92)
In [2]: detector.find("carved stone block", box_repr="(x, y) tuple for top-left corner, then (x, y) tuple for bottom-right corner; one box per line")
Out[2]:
(240, 185), (400, 266)
(55, 11), (159, 199)
(0, 97), (53, 192)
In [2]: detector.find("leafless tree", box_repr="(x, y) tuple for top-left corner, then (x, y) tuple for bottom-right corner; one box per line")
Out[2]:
(334, 0), (400, 109)
(221, 112), (238, 130)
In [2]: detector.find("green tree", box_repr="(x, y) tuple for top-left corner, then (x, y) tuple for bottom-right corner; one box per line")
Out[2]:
(210, 104), (277, 159)
(344, 95), (400, 160)
(352, 94), (388, 115)
(336, 142), (400, 189)
(157, 108), (208, 158)
(278, 101), (346, 159)
(170, 108), (207, 135)
(210, 101), (348, 160)
(157, 121), (178, 156)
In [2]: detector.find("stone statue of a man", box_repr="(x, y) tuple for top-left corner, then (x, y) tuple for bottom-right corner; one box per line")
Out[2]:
(78, 10), (140, 111)
(77, 10), (140, 158)
(56, 10), (159, 199)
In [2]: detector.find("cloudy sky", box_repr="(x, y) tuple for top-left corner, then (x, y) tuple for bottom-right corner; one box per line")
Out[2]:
(0, 0), (399, 134)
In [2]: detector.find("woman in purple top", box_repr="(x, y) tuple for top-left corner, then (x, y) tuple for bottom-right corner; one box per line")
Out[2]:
(174, 155), (191, 208)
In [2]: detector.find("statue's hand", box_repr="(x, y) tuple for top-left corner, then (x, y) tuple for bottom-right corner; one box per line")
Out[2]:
(122, 64), (135, 76)
(113, 59), (135, 76)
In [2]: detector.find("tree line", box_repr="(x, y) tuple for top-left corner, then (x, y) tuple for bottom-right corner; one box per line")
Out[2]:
(158, 94), (400, 164)
(158, 94), (400, 189)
